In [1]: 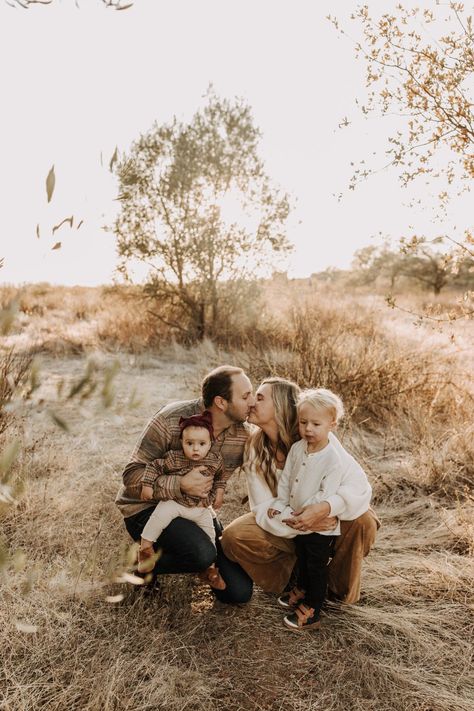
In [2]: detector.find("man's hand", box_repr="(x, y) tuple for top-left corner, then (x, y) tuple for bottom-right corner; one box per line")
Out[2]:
(141, 485), (154, 501)
(282, 502), (338, 533)
(267, 508), (281, 519)
(180, 466), (213, 498)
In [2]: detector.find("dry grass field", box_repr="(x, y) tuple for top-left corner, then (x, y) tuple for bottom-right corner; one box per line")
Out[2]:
(1, 282), (473, 711)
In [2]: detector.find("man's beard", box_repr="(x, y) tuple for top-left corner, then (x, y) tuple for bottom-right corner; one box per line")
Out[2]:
(225, 403), (247, 424)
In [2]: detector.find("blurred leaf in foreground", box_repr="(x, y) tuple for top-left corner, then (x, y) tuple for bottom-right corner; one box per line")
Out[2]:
(46, 165), (55, 203)
(105, 594), (124, 603)
(101, 360), (120, 409)
(114, 572), (144, 585)
(0, 543), (8, 571)
(0, 439), (20, 478)
(127, 386), (142, 409)
(0, 300), (19, 335)
(11, 549), (27, 572)
(15, 621), (38, 634)
(21, 565), (41, 595)
(0, 483), (15, 505)
(26, 359), (41, 398)
(49, 411), (70, 432)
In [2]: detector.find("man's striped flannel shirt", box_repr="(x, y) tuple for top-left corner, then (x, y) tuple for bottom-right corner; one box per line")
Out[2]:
(115, 398), (251, 518)
(140, 449), (225, 508)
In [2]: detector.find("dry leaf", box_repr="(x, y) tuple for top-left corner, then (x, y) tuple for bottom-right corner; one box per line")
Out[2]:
(109, 146), (118, 172)
(46, 165), (55, 203)
(52, 216), (74, 234)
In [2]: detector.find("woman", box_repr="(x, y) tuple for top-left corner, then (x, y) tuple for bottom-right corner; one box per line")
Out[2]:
(221, 377), (380, 604)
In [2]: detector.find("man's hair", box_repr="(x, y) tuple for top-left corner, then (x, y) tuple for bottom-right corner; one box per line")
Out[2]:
(297, 388), (344, 423)
(201, 365), (244, 409)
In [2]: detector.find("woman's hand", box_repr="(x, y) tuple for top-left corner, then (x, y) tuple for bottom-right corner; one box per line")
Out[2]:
(282, 502), (338, 533)
(180, 466), (213, 498)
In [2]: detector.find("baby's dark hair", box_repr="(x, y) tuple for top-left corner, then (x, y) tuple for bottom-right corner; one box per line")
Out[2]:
(178, 410), (214, 439)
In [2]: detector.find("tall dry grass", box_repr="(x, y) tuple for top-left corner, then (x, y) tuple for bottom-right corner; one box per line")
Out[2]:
(0, 284), (473, 710)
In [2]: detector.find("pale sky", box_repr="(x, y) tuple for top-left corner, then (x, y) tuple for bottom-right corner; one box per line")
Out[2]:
(0, 0), (469, 286)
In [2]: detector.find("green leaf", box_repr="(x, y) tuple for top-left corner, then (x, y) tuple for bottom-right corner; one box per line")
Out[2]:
(46, 165), (55, 203)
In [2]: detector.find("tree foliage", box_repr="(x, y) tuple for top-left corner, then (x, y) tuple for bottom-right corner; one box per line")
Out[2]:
(113, 91), (291, 341)
(331, 3), (474, 203)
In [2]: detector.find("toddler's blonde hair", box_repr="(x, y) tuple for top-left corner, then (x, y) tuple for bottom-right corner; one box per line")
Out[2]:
(297, 388), (344, 424)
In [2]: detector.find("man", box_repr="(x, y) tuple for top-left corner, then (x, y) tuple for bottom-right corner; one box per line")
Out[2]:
(115, 365), (256, 603)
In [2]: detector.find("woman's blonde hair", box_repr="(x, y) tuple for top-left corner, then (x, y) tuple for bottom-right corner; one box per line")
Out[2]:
(297, 388), (344, 423)
(246, 377), (300, 496)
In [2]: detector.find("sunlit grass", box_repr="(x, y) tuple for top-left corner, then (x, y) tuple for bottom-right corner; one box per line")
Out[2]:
(0, 282), (473, 710)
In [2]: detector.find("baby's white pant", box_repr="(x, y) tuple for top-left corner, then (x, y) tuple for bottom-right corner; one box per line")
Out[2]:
(142, 501), (216, 544)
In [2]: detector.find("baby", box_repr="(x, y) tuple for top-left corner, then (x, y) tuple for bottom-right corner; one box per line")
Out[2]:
(138, 410), (228, 589)
(267, 388), (360, 631)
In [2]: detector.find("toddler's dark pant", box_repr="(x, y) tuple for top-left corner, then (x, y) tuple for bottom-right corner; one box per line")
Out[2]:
(124, 507), (253, 604)
(295, 532), (336, 615)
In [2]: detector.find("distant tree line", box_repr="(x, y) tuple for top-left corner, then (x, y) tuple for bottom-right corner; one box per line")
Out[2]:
(351, 241), (474, 295)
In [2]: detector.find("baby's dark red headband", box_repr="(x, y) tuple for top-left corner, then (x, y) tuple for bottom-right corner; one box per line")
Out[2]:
(179, 410), (214, 439)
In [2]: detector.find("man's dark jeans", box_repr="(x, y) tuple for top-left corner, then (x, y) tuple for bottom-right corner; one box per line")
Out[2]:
(125, 506), (253, 604)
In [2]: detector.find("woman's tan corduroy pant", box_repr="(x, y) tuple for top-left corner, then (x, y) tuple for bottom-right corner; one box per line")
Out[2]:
(221, 508), (380, 604)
